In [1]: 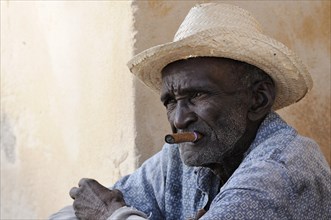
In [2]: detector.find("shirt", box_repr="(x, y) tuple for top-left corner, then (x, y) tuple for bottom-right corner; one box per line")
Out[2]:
(49, 112), (331, 220)
(112, 112), (331, 219)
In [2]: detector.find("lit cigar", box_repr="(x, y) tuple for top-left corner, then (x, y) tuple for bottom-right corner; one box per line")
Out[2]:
(165, 132), (202, 144)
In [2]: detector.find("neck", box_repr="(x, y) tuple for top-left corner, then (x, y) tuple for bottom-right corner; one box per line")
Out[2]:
(209, 118), (263, 184)
(208, 156), (243, 185)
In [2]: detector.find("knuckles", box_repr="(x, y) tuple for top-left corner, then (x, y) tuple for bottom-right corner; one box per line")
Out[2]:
(70, 178), (125, 203)
(70, 178), (98, 200)
(69, 187), (77, 199)
(78, 178), (97, 187)
(111, 189), (124, 197)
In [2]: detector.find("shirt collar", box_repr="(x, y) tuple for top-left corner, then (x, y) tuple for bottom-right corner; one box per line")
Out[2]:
(244, 111), (293, 157)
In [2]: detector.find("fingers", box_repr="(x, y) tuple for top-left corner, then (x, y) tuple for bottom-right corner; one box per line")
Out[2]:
(70, 178), (110, 201)
(69, 187), (79, 199)
(70, 179), (123, 220)
(111, 189), (124, 198)
(70, 178), (100, 200)
(196, 209), (206, 219)
(78, 178), (97, 187)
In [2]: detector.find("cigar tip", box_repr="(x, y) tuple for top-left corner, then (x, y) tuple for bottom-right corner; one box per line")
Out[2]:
(165, 134), (175, 144)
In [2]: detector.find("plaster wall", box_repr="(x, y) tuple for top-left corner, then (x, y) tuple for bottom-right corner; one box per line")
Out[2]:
(1, 1), (136, 218)
(1, 1), (330, 219)
(133, 0), (330, 166)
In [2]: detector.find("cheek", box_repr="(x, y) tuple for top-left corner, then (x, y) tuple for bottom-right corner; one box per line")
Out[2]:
(166, 109), (175, 123)
(166, 109), (178, 132)
(198, 97), (248, 124)
(195, 101), (225, 124)
(199, 101), (248, 142)
(215, 106), (248, 144)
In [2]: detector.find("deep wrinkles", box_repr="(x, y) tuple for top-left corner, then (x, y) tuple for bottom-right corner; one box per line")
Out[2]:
(180, 101), (248, 167)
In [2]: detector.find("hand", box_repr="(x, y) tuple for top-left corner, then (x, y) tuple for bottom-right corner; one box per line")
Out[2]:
(196, 209), (206, 219)
(187, 209), (206, 220)
(69, 178), (126, 220)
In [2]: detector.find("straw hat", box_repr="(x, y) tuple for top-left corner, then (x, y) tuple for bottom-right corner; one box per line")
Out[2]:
(127, 3), (313, 110)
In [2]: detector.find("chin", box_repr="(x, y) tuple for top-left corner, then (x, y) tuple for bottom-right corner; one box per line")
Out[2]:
(183, 161), (201, 167)
(181, 154), (204, 167)
(179, 147), (199, 166)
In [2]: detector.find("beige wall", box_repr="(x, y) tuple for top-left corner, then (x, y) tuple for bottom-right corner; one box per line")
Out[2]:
(1, 0), (330, 219)
(1, 1), (136, 218)
(133, 0), (330, 165)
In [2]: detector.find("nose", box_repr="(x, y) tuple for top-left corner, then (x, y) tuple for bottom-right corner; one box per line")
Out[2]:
(173, 101), (197, 130)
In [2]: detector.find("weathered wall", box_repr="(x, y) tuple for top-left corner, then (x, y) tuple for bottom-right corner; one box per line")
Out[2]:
(133, 0), (330, 165)
(1, 1), (330, 219)
(1, 1), (136, 218)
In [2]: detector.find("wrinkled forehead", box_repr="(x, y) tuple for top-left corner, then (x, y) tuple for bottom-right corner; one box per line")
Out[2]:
(161, 57), (245, 90)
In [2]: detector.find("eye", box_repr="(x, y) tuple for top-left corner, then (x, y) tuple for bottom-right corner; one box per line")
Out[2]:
(189, 91), (209, 104)
(164, 98), (177, 109)
(192, 92), (202, 98)
(191, 92), (206, 101)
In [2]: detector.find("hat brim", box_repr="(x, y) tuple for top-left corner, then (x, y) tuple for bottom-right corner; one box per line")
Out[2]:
(128, 27), (313, 110)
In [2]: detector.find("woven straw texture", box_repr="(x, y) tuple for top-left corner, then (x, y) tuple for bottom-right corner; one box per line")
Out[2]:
(128, 3), (313, 110)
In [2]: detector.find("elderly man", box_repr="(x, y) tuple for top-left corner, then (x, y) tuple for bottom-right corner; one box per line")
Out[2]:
(50, 3), (331, 220)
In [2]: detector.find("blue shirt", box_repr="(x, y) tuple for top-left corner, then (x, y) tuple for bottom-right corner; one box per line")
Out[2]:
(113, 112), (331, 219)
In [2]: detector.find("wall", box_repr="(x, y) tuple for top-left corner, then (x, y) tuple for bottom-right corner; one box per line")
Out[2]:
(1, 1), (136, 218)
(133, 0), (330, 165)
(1, 1), (330, 219)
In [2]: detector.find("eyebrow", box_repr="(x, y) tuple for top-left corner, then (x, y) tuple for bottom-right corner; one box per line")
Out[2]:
(160, 86), (215, 102)
(160, 93), (170, 103)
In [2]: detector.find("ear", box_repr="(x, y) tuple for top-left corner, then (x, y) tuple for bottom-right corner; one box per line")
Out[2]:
(248, 80), (275, 121)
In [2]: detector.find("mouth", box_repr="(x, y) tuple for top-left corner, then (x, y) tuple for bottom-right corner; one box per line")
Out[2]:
(164, 131), (203, 144)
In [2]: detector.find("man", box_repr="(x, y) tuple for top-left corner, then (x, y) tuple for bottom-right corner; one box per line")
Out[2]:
(50, 3), (331, 220)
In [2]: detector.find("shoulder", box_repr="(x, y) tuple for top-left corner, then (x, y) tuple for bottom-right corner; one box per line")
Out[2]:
(244, 112), (329, 175)
(212, 131), (331, 219)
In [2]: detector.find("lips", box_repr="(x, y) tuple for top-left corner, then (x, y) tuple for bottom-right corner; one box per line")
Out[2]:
(165, 131), (203, 144)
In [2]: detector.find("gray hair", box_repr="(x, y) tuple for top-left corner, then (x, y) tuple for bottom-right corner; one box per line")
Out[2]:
(236, 61), (274, 89)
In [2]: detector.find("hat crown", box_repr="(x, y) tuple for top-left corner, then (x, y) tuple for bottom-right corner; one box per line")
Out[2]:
(174, 3), (263, 41)
(128, 3), (312, 110)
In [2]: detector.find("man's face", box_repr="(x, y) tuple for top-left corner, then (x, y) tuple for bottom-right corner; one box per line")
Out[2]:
(161, 57), (251, 167)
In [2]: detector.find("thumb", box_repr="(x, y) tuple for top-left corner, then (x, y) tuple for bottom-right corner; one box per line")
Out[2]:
(196, 208), (206, 219)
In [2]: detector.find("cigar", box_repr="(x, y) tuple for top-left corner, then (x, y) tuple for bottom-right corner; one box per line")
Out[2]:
(165, 132), (202, 144)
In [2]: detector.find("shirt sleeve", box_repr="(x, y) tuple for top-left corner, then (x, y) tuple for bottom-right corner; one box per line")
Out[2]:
(112, 144), (172, 218)
(48, 205), (78, 220)
(107, 206), (149, 220)
(48, 205), (149, 220)
(49, 145), (171, 220)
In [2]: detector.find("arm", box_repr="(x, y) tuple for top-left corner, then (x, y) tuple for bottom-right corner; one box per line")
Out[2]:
(49, 179), (148, 220)
(49, 206), (77, 220)
(68, 178), (127, 220)
(110, 145), (173, 218)
(107, 206), (148, 220)
(50, 144), (171, 220)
